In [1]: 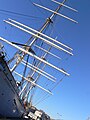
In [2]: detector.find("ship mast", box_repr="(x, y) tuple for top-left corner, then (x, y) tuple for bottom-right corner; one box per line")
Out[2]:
(26, 0), (68, 104)
(5, 0), (65, 80)
(0, 0), (77, 106)
(12, 0), (68, 48)
(7, 0), (68, 87)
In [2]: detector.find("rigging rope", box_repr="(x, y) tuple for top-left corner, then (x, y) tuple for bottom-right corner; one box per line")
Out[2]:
(34, 75), (66, 106)
(0, 9), (45, 20)
(28, 0), (47, 18)
(30, 23), (58, 105)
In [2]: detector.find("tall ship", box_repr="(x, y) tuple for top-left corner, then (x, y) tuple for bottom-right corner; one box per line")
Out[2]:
(0, 0), (77, 119)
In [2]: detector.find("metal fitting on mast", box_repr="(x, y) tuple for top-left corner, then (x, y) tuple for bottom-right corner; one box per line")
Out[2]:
(47, 17), (53, 23)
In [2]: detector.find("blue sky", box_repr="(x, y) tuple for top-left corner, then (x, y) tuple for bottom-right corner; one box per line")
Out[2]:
(0, 0), (90, 120)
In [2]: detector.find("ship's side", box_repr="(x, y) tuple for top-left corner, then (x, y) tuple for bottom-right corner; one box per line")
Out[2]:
(0, 53), (25, 117)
